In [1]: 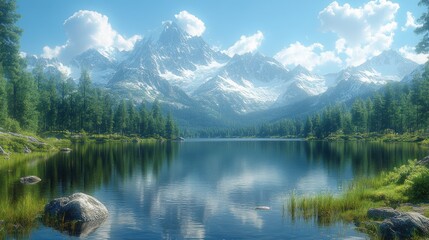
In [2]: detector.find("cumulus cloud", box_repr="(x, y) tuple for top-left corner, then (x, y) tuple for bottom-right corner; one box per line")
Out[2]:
(319, 0), (399, 66)
(274, 42), (342, 71)
(42, 10), (141, 61)
(402, 11), (422, 31)
(174, 11), (206, 37)
(222, 31), (264, 57)
(399, 45), (428, 64)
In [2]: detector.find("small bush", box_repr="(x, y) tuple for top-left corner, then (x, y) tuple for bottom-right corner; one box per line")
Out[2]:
(406, 168), (429, 201)
(3, 118), (21, 133)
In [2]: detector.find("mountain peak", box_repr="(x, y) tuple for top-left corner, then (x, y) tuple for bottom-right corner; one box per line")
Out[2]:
(291, 65), (311, 75)
(364, 49), (415, 66)
(158, 21), (190, 45)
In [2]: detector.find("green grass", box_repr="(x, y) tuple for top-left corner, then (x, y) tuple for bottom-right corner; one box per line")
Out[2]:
(0, 131), (56, 154)
(315, 131), (429, 144)
(286, 159), (429, 238)
(0, 193), (46, 238)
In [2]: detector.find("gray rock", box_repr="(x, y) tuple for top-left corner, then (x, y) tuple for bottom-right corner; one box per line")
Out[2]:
(60, 147), (72, 152)
(379, 212), (429, 239)
(23, 146), (31, 154)
(367, 207), (401, 221)
(20, 176), (41, 184)
(44, 193), (108, 222)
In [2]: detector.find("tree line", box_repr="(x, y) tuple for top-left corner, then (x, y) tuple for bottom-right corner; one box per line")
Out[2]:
(1, 66), (179, 138)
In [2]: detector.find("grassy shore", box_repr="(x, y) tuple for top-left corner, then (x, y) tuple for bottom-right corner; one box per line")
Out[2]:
(315, 131), (429, 144)
(0, 130), (166, 155)
(286, 159), (429, 237)
(0, 194), (46, 238)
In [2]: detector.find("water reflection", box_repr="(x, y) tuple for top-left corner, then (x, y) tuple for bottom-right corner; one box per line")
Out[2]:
(1, 140), (426, 239)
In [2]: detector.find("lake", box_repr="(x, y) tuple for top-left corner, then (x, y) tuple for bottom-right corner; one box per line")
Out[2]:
(1, 139), (427, 239)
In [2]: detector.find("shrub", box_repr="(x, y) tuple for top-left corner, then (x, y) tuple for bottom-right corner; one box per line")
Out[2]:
(3, 118), (21, 133)
(406, 167), (429, 201)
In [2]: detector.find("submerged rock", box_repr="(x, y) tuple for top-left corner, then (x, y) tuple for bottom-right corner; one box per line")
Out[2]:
(255, 206), (271, 210)
(60, 147), (72, 152)
(43, 193), (108, 236)
(20, 176), (41, 185)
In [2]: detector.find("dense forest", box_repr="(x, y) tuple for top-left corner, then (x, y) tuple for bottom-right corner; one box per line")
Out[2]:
(0, 67), (179, 138)
(0, 0), (178, 139)
(194, 69), (429, 138)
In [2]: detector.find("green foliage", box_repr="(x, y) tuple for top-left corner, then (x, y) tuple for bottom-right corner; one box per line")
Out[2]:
(0, 67), (7, 124)
(3, 117), (21, 132)
(415, 0), (429, 54)
(0, 193), (46, 238)
(406, 167), (429, 201)
(0, 0), (22, 80)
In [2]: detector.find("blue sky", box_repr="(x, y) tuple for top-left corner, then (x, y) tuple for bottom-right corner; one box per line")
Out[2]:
(16, 0), (427, 73)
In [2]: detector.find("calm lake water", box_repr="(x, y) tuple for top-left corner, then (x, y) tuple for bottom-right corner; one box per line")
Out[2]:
(2, 139), (428, 239)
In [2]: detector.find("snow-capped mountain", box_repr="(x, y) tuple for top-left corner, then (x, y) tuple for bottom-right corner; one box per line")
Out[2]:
(334, 50), (418, 86)
(192, 53), (293, 113)
(70, 48), (120, 85)
(121, 22), (227, 92)
(24, 21), (422, 126)
(320, 50), (419, 103)
(274, 65), (326, 106)
(25, 55), (71, 79)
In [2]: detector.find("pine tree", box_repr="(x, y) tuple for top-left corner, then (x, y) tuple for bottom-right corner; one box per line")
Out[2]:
(114, 100), (127, 134)
(78, 70), (93, 131)
(415, 0), (429, 54)
(165, 112), (175, 139)
(351, 99), (368, 133)
(138, 103), (149, 136)
(9, 72), (39, 131)
(0, 0), (22, 81)
(57, 78), (75, 130)
(0, 67), (7, 125)
(303, 116), (313, 137)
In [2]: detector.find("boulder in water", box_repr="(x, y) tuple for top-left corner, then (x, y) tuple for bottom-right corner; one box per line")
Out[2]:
(60, 148), (72, 152)
(20, 176), (41, 185)
(43, 193), (108, 236)
(44, 193), (108, 222)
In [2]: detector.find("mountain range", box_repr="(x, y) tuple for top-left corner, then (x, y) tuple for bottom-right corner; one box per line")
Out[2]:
(26, 21), (422, 128)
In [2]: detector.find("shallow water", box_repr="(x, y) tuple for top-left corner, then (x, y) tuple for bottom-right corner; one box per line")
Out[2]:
(2, 139), (426, 239)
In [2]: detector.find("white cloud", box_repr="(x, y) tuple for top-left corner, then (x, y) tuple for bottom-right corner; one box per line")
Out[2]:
(56, 63), (72, 77)
(402, 11), (422, 31)
(399, 45), (428, 64)
(319, 0), (399, 66)
(42, 10), (142, 61)
(174, 11), (206, 37)
(42, 46), (62, 59)
(222, 31), (264, 57)
(274, 42), (341, 71)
